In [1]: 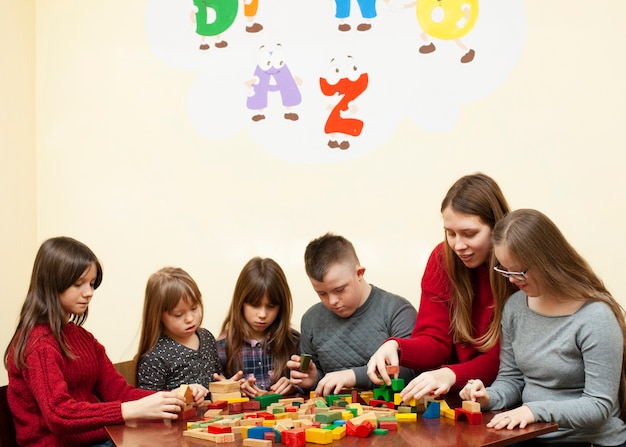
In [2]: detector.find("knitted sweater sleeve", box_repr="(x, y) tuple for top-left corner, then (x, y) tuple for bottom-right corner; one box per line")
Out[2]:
(22, 327), (151, 439)
(393, 244), (454, 369)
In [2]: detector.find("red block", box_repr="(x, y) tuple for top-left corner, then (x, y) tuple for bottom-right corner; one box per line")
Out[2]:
(355, 421), (374, 438)
(228, 402), (242, 414)
(242, 400), (261, 411)
(379, 421), (398, 430)
(369, 399), (395, 409)
(285, 406), (298, 413)
(257, 411), (275, 420)
(207, 400), (228, 410)
(455, 408), (483, 425)
(208, 424), (232, 434)
(282, 428), (306, 447)
(181, 407), (196, 419)
(264, 431), (276, 445)
(386, 365), (400, 375)
(346, 420), (357, 436)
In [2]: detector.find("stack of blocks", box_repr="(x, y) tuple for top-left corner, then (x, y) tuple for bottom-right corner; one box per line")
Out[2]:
(176, 385), (198, 420)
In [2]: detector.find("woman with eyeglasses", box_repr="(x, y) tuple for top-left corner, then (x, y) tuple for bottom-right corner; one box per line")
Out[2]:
(461, 209), (626, 446)
(367, 173), (516, 402)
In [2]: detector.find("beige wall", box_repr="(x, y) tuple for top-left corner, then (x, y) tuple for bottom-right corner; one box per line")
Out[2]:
(0, 0), (36, 386)
(1, 0), (625, 386)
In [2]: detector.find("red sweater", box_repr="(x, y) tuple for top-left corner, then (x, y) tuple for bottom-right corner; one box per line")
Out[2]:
(7, 323), (153, 447)
(391, 243), (500, 390)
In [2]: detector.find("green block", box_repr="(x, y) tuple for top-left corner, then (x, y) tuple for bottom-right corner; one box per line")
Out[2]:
(271, 405), (285, 414)
(373, 386), (393, 402)
(253, 393), (282, 409)
(315, 410), (342, 424)
(390, 378), (405, 392)
(373, 428), (389, 435)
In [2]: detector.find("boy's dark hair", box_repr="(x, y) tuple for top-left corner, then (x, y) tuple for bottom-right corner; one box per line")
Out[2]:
(304, 233), (359, 282)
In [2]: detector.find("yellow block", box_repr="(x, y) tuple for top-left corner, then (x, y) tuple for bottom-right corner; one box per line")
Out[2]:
(346, 403), (363, 415)
(396, 413), (417, 422)
(442, 408), (456, 420)
(341, 411), (353, 420)
(332, 425), (347, 440)
(305, 427), (333, 444)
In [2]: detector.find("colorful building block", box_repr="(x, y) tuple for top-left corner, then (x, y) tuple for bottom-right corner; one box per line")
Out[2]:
(305, 427), (333, 444)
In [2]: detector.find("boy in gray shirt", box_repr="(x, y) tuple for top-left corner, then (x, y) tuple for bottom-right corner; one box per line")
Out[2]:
(288, 233), (417, 397)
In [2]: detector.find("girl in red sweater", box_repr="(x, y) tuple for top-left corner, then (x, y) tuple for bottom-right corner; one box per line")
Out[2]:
(367, 173), (516, 402)
(4, 237), (186, 447)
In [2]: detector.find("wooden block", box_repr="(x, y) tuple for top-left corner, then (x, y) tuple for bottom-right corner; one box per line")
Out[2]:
(208, 424), (233, 434)
(243, 439), (272, 447)
(396, 413), (417, 422)
(282, 428), (306, 447)
(176, 385), (194, 404)
(181, 406), (197, 419)
(455, 408), (482, 425)
(385, 365), (400, 375)
(331, 425), (346, 440)
(442, 408), (456, 420)
(210, 380), (242, 394)
(379, 421), (398, 430)
(305, 427), (333, 444)
(462, 400), (481, 413)
(183, 429), (235, 442)
(354, 420), (374, 438)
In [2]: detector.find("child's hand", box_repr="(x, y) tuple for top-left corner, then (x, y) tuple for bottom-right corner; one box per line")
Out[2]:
(314, 369), (356, 397)
(240, 375), (267, 398)
(366, 340), (400, 386)
(270, 377), (294, 395)
(187, 384), (209, 406)
(121, 391), (185, 421)
(213, 370), (244, 382)
(459, 378), (490, 408)
(288, 354), (318, 391)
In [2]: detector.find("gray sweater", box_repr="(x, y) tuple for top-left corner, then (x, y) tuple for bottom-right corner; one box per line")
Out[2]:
(300, 284), (417, 390)
(485, 291), (626, 445)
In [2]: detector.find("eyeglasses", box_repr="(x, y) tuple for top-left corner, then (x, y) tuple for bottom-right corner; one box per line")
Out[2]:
(493, 264), (527, 281)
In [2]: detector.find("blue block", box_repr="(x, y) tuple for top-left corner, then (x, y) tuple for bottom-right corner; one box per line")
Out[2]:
(422, 401), (440, 419)
(247, 426), (273, 439)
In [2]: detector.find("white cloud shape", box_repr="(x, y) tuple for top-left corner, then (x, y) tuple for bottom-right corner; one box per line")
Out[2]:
(145, 0), (526, 163)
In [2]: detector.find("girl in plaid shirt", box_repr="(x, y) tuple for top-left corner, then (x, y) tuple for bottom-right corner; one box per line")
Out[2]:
(217, 257), (300, 398)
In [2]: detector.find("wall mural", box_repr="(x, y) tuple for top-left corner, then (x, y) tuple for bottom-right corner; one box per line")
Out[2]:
(145, 0), (526, 164)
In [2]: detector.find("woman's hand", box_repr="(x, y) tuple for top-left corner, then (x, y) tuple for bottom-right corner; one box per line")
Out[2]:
(487, 406), (535, 430)
(400, 367), (456, 402)
(459, 378), (490, 408)
(366, 340), (400, 386)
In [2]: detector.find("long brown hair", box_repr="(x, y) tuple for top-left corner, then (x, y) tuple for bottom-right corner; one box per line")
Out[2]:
(492, 208), (626, 418)
(219, 257), (297, 383)
(135, 267), (204, 375)
(440, 173), (514, 351)
(4, 237), (103, 370)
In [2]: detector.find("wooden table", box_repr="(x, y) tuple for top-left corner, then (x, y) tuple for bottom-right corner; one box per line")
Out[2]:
(106, 411), (557, 447)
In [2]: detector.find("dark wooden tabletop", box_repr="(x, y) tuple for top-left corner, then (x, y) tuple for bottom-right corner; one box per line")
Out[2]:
(106, 410), (557, 447)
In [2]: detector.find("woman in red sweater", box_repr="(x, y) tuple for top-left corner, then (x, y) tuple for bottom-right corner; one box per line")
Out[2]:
(4, 237), (186, 447)
(367, 173), (516, 402)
